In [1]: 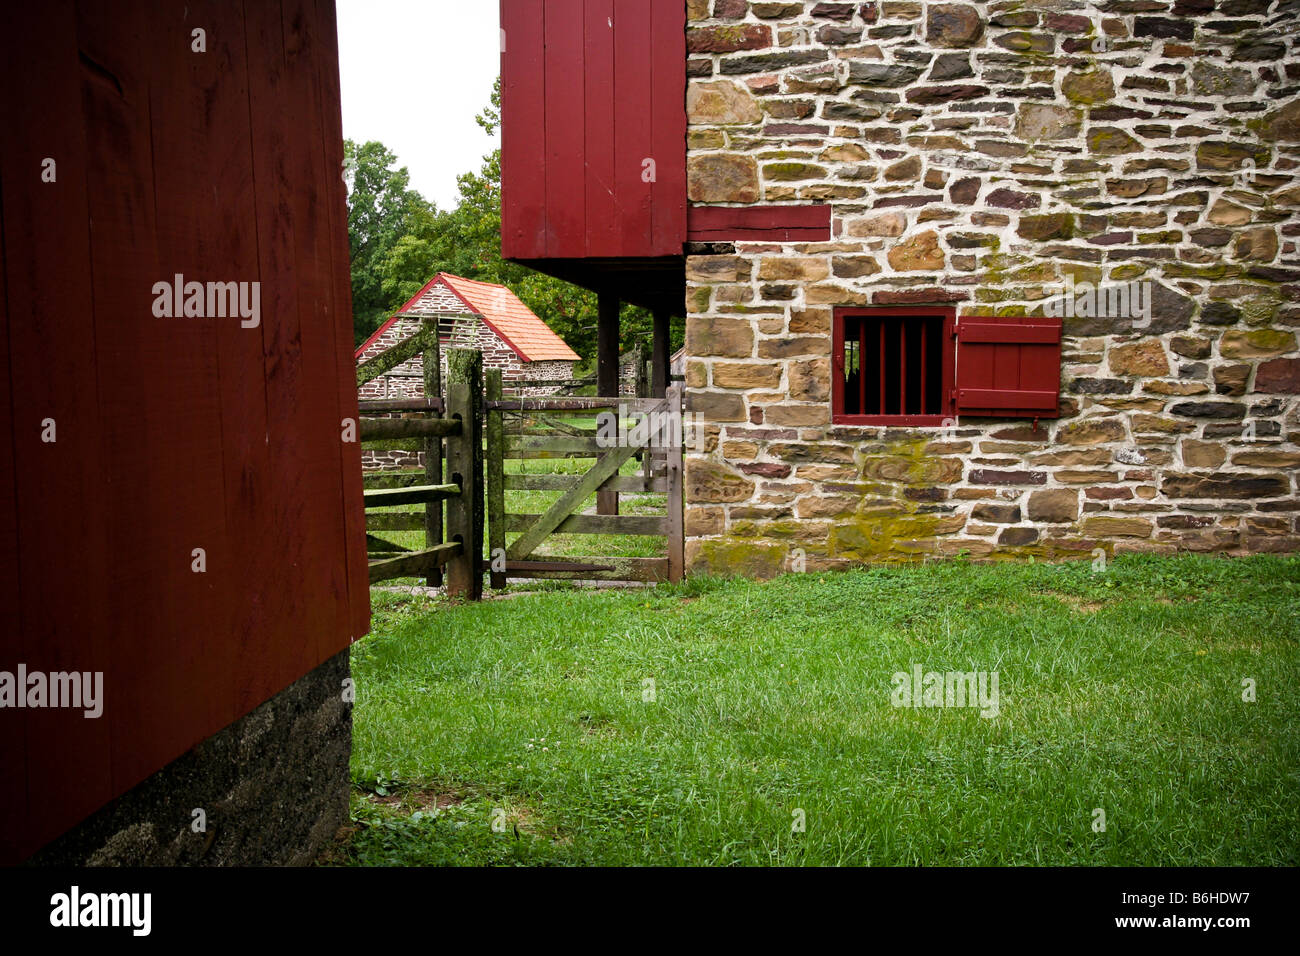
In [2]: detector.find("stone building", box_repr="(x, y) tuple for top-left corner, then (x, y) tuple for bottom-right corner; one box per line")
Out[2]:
(680, 0), (1300, 575)
(356, 272), (580, 401)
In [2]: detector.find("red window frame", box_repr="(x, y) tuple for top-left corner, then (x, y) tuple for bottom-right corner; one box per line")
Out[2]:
(831, 306), (957, 426)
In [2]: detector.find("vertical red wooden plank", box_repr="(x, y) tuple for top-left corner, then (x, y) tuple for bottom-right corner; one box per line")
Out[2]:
(142, 0), (244, 747)
(246, 0), (349, 689)
(500, 0), (547, 260)
(649, 0), (687, 256)
(150, 0), (277, 719)
(545, 0), (586, 258)
(992, 316), (1018, 401)
(958, 321), (987, 413)
(75, 0), (231, 789)
(585, 0), (618, 257)
(0, 0), (114, 858)
(314, 0), (371, 646)
(0, 154), (27, 864)
(614, 0), (653, 256)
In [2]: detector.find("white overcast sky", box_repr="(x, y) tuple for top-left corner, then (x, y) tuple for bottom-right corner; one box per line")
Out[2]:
(336, 1), (502, 211)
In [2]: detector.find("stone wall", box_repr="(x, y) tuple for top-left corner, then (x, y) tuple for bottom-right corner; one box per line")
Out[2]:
(683, 0), (1300, 575)
(26, 650), (351, 866)
(357, 286), (577, 471)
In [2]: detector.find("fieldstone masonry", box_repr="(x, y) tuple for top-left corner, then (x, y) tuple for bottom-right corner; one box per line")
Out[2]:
(358, 283), (575, 471)
(683, 0), (1300, 575)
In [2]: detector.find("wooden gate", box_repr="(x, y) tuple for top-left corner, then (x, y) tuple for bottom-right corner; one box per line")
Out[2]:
(356, 341), (683, 596)
(485, 376), (684, 587)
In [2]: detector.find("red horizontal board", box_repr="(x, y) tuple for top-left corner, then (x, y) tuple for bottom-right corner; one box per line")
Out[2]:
(958, 322), (1061, 345)
(955, 315), (1062, 419)
(957, 388), (1058, 410)
(688, 204), (832, 242)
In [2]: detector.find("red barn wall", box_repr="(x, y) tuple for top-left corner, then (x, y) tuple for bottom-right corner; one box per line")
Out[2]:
(0, 0), (369, 863)
(500, 0), (688, 260)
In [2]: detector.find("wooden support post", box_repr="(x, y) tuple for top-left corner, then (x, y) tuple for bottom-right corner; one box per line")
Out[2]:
(652, 309), (670, 398)
(422, 319), (442, 587)
(597, 290), (620, 516)
(485, 368), (507, 591)
(666, 382), (685, 584)
(444, 349), (483, 600)
(634, 345), (648, 399)
(597, 290), (620, 397)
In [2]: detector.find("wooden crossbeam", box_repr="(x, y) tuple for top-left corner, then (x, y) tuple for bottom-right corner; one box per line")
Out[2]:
(368, 542), (462, 584)
(359, 417), (460, 441)
(356, 328), (431, 386)
(357, 398), (445, 414)
(504, 513), (667, 536)
(503, 473), (668, 493)
(363, 484), (461, 508)
(488, 556), (669, 583)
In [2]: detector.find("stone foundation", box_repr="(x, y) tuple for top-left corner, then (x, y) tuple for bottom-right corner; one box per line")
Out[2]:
(25, 650), (351, 866)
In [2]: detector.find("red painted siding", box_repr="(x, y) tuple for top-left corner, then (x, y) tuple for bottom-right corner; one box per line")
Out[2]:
(501, 0), (687, 260)
(0, 0), (368, 863)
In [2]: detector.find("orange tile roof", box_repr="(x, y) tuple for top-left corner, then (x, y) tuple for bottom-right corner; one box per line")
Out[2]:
(430, 273), (580, 363)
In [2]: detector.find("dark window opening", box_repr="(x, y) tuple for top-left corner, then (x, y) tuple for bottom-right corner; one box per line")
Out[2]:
(833, 308), (955, 425)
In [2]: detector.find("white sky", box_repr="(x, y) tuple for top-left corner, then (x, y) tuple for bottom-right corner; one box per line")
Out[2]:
(336, 1), (502, 211)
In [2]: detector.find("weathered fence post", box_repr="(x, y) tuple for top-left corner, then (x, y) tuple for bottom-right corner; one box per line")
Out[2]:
(666, 383), (684, 584)
(422, 317), (443, 587)
(444, 349), (483, 600)
(485, 368), (507, 590)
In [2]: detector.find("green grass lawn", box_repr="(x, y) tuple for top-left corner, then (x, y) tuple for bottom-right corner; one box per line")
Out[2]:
(330, 554), (1300, 867)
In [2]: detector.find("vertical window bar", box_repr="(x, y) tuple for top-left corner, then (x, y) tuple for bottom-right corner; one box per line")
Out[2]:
(857, 321), (866, 415)
(899, 318), (907, 415)
(920, 319), (928, 416)
(878, 320), (886, 415)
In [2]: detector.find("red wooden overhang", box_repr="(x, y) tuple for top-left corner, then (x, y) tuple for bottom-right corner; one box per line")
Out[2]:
(499, 1), (832, 309)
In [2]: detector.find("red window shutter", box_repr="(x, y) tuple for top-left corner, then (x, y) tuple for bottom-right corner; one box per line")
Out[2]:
(954, 315), (1062, 418)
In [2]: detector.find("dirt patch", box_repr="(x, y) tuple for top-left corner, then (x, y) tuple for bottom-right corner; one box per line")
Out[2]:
(368, 788), (465, 812)
(1047, 593), (1111, 614)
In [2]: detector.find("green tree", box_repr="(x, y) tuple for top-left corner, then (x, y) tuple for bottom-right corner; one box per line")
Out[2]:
(344, 140), (435, 344)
